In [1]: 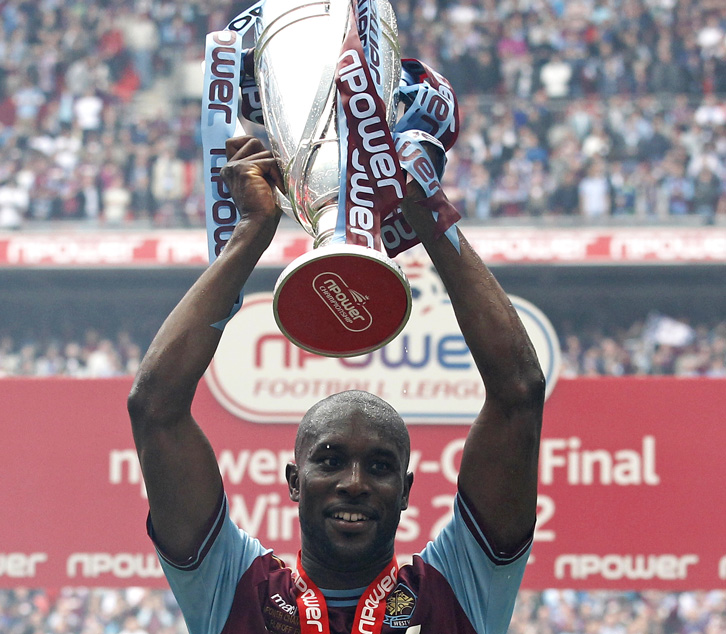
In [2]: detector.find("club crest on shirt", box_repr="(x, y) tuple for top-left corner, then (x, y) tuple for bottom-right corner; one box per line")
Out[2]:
(385, 584), (417, 628)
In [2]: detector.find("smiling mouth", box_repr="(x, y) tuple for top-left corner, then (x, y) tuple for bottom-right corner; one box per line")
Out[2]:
(332, 511), (370, 522)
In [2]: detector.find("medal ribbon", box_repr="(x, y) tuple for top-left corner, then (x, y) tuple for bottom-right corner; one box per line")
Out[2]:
(379, 58), (462, 257)
(200, 0), (263, 330)
(294, 551), (398, 634)
(201, 28), (243, 330)
(334, 4), (406, 250)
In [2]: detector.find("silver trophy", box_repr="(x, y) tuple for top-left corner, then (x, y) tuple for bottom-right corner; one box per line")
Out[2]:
(254, 0), (412, 357)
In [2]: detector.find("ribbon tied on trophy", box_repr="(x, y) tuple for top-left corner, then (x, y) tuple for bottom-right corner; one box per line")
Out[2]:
(202, 0), (461, 357)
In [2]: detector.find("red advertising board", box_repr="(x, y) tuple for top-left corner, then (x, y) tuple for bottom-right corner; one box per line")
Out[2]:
(3, 227), (726, 267)
(1, 377), (724, 589)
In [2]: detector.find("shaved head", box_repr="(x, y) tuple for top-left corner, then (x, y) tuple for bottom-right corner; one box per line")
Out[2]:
(295, 390), (410, 469)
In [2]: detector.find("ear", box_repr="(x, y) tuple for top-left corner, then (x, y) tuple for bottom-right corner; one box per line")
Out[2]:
(286, 462), (300, 502)
(400, 471), (414, 511)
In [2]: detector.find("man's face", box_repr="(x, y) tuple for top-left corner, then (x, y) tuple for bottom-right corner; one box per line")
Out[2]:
(287, 407), (412, 571)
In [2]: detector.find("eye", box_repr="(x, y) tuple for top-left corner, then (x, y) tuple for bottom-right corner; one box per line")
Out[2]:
(371, 459), (394, 473)
(320, 455), (341, 469)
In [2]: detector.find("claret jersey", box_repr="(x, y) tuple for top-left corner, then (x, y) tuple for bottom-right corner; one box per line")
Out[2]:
(149, 491), (531, 634)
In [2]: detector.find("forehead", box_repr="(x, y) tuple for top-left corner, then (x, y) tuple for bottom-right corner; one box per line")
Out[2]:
(299, 404), (406, 458)
(310, 417), (389, 446)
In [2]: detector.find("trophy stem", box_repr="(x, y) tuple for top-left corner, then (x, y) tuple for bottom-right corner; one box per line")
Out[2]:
(310, 203), (338, 248)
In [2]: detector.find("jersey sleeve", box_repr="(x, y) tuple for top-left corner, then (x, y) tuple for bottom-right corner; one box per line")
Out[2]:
(418, 492), (532, 634)
(147, 493), (270, 634)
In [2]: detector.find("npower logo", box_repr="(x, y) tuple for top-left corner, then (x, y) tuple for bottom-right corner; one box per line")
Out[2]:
(206, 262), (561, 424)
(313, 272), (372, 332)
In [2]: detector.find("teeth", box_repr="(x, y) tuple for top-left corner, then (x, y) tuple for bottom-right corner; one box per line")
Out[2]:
(334, 512), (367, 522)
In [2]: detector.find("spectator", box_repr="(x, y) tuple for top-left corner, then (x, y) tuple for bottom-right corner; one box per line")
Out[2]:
(582, 121), (611, 159)
(150, 143), (186, 225)
(579, 160), (611, 218)
(118, 615), (147, 634)
(649, 44), (688, 94)
(638, 115), (672, 162)
(103, 170), (132, 225)
(696, 12), (725, 59)
(694, 95), (726, 128)
(525, 161), (552, 216)
(117, 9), (160, 90)
(688, 141), (725, 180)
(74, 167), (103, 221)
(660, 160), (695, 216)
(492, 162), (528, 216)
(73, 88), (104, 142)
(470, 48), (502, 95)
(549, 169), (581, 216)
(0, 335), (19, 376)
(609, 162), (637, 216)
(539, 53), (573, 99)
(0, 175), (28, 229)
(65, 56), (112, 98)
(127, 145), (156, 222)
(632, 163), (662, 219)
(692, 166), (721, 219)
(13, 77), (45, 132)
(462, 163), (493, 219)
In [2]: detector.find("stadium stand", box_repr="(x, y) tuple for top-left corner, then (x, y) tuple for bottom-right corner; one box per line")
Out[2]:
(0, 0), (725, 228)
(2, 587), (726, 634)
(1, 317), (726, 378)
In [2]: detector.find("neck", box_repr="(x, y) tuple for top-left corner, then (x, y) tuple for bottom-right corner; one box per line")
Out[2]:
(299, 549), (395, 590)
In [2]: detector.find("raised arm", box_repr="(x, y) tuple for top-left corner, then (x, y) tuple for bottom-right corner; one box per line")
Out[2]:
(401, 186), (545, 555)
(127, 136), (284, 562)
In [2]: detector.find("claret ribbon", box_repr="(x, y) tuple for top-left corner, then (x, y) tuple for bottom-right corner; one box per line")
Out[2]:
(294, 551), (399, 634)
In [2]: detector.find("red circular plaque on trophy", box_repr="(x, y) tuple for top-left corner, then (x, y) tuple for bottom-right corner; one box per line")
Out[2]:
(273, 244), (412, 357)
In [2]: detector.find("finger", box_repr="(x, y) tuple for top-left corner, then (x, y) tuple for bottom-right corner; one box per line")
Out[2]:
(225, 135), (266, 161)
(260, 158), (286, 194)
(224, 135), (253, 157)
(229, 149), (275, 164)
(227, 155), (285, 194)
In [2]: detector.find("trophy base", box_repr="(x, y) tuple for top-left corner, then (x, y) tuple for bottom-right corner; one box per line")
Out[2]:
(273, 244), (412, 357)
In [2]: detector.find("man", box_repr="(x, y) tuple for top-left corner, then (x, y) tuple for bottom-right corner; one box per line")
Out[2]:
(128, 136), (545, 634)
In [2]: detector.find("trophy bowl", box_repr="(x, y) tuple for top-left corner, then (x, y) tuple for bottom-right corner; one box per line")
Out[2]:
(255, 0), (412, 357)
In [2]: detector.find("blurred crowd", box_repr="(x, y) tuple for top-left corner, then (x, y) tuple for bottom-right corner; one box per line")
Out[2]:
(2, 587), (726, 634)
(1, 0), (726, 228)
(0, 328), (143, 378)
(1, 315), (725, 378)
(509, 589), (726, 634)
(403, 0), (726, 221)
(0, 588), (186, 634)
(558, 314), (726, 377)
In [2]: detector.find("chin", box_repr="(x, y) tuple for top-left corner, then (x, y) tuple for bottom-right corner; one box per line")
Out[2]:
(330, 536), (393, 567)
(301, 520), (395, 569)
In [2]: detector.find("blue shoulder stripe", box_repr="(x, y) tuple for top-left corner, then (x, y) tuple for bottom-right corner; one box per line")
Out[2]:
(419, 493), (532, 634)
(149, 493), (270, 634)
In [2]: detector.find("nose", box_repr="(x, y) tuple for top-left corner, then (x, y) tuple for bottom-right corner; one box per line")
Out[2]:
(336, 462), (370, 497)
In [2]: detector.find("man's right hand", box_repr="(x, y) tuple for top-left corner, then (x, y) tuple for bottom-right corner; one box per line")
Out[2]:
(221, 135), (285, 222)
